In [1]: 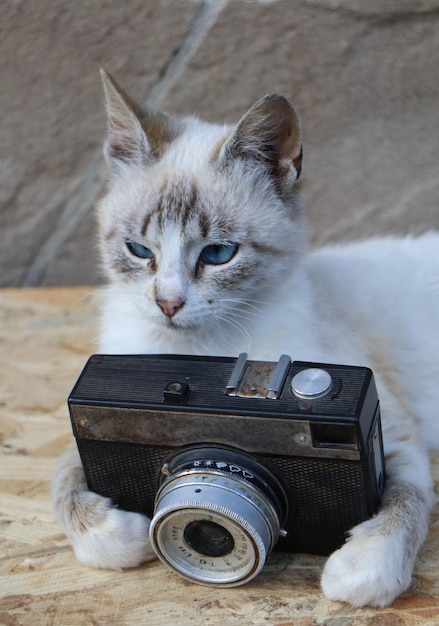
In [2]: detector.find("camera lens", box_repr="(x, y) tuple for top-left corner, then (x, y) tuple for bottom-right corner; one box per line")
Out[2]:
(149, 446), (287, 587)
(184, 520), (234, 557)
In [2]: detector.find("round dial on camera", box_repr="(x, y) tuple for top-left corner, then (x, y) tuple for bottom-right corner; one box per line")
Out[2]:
(291, 368), (332, 400)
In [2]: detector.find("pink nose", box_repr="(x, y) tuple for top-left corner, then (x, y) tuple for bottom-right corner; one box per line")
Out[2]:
(156, 299), (185, 318)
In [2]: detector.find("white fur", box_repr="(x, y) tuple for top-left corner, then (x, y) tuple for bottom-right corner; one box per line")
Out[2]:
(53, 81), (439, 607)
(321, 512), (418, 607)
(96, 232), (439, 607)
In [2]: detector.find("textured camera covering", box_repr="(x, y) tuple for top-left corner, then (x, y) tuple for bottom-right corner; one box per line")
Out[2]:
(0, 287), (438, 624)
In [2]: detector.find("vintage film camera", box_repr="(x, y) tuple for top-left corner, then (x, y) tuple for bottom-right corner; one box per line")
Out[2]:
(68, 353), (385, 587)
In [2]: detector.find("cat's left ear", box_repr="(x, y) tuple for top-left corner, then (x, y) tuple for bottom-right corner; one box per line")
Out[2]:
(221, 94), (302, 183)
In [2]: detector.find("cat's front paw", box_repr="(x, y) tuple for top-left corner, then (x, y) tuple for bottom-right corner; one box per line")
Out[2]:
(69, 491), (156, 570)
(321, 526), (412, 607)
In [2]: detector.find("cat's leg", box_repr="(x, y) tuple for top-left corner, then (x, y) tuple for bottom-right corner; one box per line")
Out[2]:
(321, 435), (433, 607)
(52, 442), (156, 569)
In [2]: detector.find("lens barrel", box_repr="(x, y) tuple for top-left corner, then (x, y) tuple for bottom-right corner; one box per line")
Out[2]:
(149, 446), (287, 587)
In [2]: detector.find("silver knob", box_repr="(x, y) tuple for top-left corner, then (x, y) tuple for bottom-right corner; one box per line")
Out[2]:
(291, 368), (332, 400)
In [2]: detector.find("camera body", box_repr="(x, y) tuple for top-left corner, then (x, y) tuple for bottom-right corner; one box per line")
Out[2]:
(69, 353), (385, 587)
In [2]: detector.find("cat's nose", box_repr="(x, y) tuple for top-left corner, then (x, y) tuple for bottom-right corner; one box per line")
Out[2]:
(156, 298), (185, 318)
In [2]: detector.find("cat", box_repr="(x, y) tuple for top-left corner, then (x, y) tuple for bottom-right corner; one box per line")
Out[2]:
(52, 69), (439, 608)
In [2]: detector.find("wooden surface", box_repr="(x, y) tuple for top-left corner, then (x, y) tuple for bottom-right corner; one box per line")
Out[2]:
(1, 287), (439, 626)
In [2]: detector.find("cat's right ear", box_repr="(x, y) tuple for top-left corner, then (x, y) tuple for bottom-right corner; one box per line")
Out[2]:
(100, 69), (169, 175)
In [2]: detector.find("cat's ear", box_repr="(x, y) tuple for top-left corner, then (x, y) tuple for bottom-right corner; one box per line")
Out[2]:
(100, 69), (171, 174)
(221, 94), (302, 182)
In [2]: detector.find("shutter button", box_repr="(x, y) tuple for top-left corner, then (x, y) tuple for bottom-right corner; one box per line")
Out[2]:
(291, 368), (332, 400)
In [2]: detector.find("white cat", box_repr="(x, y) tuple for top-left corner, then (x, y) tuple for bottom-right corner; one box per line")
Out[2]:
(52, 70), (439, 608)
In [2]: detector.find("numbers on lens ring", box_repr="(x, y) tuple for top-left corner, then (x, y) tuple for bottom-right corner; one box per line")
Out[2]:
(178, 545), (192, 558)
(192, 459), (254, 479)
(199, 558), (214, 567)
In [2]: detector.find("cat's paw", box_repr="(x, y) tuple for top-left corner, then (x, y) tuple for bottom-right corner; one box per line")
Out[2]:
(69, 491), (156, 570)
(321, 525), (412, 608)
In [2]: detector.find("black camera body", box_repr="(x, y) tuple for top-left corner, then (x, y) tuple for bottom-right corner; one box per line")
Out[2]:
(69, 353), (385, 587)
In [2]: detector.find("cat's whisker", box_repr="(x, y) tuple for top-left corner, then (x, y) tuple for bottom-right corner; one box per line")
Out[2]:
(215, 312), (253, 351)
(213, 305), (260, 329)
(219, 297), (268, 311)
(227, 310), (260, 324)
(216, 301), (264, 323)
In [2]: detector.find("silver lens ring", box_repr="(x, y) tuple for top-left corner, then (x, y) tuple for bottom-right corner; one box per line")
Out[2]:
(149, 471), (280, 587)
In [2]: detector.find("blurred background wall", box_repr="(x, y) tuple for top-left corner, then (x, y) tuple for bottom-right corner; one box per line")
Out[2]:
(1, 0), (438, 287)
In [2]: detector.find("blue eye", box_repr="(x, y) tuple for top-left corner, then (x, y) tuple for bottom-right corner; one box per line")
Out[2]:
(127, 241), (154, 259)
(200, 243), (239, 265)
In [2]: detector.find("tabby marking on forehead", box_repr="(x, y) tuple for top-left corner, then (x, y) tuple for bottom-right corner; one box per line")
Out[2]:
(141, 212), (152, 237)
(138, 179), (212, 241)
(154, 180), (199, 232)
(198, 211), (210, 239)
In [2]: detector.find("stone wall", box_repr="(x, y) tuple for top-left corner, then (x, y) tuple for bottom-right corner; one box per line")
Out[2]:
(1, 0), (438, 286)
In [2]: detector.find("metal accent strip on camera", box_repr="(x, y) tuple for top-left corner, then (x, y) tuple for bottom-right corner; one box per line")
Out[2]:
(267, 354), (291, 400)
(72, 403), (363, 460)
(226, 353), (291, 400)
(225, 352), (248, 397)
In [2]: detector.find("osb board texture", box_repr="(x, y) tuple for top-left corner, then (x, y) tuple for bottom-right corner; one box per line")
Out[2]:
(0, 288), (438, 626)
